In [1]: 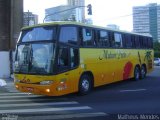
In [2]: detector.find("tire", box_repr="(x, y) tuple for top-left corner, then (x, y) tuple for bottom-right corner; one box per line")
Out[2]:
(79, 74), (92, 95)
(140, 65), (146, 79)
(134, 66), (140, 81)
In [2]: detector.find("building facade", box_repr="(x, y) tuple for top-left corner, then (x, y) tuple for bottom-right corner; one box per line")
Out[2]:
(45, 5), (76, 22)
(133, 3), (160, 42)
(23, 12), (38, 27)
(0, 0), (23, 78)
(67, 0), (85, 22)
(68, 0), (84, 6)
(45, 0), (85, 23)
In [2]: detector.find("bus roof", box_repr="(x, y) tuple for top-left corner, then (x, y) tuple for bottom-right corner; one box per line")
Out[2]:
(22, 21), (152, 37)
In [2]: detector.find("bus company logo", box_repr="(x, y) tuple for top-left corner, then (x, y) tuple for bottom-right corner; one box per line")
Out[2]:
(144, 50), (153, 69)
(21, 76), (30, 83)
(144, 50), (152, 62)
(99, 50), (130, 60)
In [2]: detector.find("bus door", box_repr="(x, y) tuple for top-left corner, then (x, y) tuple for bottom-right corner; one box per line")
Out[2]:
(56, 45), (79, 93)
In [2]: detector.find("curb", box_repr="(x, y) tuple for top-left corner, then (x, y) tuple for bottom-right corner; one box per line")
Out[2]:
(0, 79), (7, 86)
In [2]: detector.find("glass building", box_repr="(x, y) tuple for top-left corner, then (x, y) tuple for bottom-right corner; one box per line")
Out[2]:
(45, 0), (85, 23)
(133, 3), (160, 42)
(23, 12), (38, 27)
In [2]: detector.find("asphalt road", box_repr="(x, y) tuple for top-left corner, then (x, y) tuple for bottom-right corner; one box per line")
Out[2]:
(64, 66), (160, 119)
(0, 66), (160, 120)
(73, 66), (160, 113)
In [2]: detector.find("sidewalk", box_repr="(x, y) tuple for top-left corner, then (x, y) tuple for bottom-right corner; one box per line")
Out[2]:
(0, 79), (7, 87)
(0, 78), (17, 93)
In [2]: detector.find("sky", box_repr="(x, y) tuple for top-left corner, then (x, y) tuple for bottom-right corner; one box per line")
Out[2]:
(24, 0), (160, 31)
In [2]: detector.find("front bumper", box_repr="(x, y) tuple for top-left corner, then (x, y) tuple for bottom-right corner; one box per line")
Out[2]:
(15, 82), (68, 96)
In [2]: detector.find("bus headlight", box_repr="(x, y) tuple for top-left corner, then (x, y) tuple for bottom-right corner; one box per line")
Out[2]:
(40, 80), (54, 85)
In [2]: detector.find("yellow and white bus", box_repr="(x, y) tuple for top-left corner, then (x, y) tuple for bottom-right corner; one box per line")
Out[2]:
(14, 22), (154, 96)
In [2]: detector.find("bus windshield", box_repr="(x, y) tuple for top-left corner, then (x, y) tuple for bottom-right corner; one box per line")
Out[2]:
(21, 26), (56, 42)
(14, 43), (55, 74)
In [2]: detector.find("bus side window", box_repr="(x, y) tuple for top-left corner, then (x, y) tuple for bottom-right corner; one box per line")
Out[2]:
(93, 30), (97, 46)
(143, 37), (148, 48)
(122, 34), (126, 48)
(82, 28), (93, 46)
(139, 36), (144, 48)
(59, 26), (78, 45)
(114, 33), (123, 48)
(131, 35), (136, 48)
(97, 30), (110, 47)
(148, 37), (153, 49)
(135, 36), (140, 48)
(125, 34), (132, 48)
(109, 32), (115, 47)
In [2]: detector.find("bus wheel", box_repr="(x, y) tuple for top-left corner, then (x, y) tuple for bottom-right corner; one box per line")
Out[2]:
(79, 74), (92, 95)
(134, 66), (140, 81)
(140, 65), (146, 79)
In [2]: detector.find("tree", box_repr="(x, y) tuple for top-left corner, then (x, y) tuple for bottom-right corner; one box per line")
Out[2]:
(153, 41), (160, 58)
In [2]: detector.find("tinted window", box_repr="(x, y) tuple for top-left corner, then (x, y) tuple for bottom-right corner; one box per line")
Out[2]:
(97, 31), (110, 47)
(148, 37), (153, 48)
(58, 46), (69, 67)
(135, 36), (140, 48)
(125, 34), (132, 48)
(131, 35), (136, 48)
(109, 32), (115, 47)
(82, 28), (93, 46)
(139, 36), (145, 48)
(70, 48), (79, 68)
(21, 27), (56, 42)
(57, 45), (79, 72)
(143, 37), (148, 48)
(114, 33), (123, 48)
(59, 27), (77, 45)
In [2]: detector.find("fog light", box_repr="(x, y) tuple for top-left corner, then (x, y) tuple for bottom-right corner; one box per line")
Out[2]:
(46, 89), (50, 93)
(15, 85), (19, 89)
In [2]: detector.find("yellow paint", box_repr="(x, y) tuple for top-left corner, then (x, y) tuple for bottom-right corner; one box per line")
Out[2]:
(14, 48), (154, 96)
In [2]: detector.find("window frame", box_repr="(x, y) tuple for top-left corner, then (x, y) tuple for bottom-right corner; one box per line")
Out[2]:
(135, 36), (141, 49)
(114, 32), (123, 48)
(58, 25), (79, 46)
(56, 43), (79, 74)
(96, 30), (110, 47)
(80, 27), (94, 47)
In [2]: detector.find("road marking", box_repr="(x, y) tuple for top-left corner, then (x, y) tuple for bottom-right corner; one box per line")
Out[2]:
(0, 95), (43, 98)
(120, 89), (147, 92)
(20, 112), (107, 120)
(0, 106), (91, 114)
(0, 98), (67, 103)
(0, 92), (106, 119)
(3, 86), (18, 92)
(0, 92), (28, 96)
(0, 101), (78, 107)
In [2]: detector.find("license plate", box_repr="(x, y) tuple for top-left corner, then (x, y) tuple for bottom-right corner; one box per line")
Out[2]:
(26, 87), (33, 92)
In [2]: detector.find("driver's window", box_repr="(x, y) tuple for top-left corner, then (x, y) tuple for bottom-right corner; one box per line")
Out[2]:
(57, 45), (79, 72)
(58, 46), (69, 68)
(70, 48), (79, 68)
